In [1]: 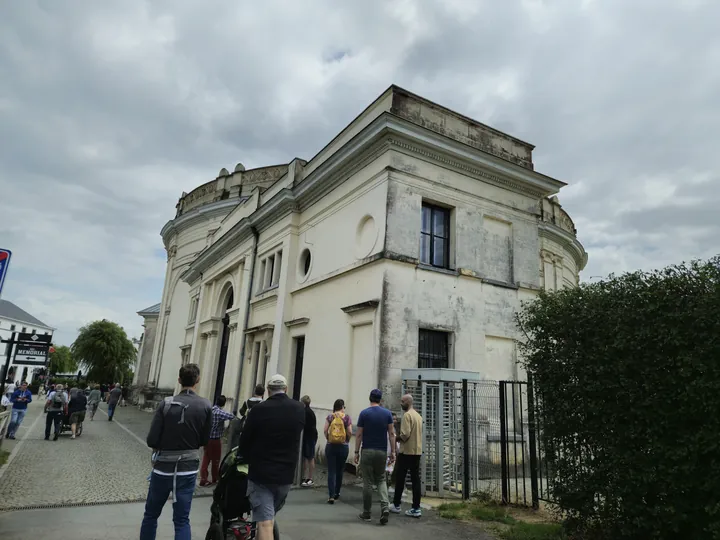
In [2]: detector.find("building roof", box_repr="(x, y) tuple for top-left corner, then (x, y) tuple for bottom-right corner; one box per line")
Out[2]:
(0, 299), (52, 329)
(137, 303), (161, 317)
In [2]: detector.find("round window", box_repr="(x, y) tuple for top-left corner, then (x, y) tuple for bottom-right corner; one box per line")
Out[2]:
(298, 248), (312, 280)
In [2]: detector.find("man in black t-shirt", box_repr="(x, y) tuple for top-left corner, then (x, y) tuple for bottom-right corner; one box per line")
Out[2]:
(68, 389), (87, 439)
(239, 375), (304, 540)
(300, 395), (317, 487)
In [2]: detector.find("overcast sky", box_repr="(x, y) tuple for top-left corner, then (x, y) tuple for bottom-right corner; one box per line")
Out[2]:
(1, 0), (718, 346)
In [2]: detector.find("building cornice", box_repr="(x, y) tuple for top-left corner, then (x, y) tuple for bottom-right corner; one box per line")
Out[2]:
(160, 199), (240, 248)
(538, 222), (588, 271)
(180, 112), (570, 283)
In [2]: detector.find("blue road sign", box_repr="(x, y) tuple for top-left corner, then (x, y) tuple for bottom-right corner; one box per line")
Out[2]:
(0, 249), (11, 297)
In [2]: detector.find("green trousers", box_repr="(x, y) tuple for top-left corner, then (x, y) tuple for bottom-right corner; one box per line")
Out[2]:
(360, 448), (389, 513)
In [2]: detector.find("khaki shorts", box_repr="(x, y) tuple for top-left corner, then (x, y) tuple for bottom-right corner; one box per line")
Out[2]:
(69, 411), (85, 424)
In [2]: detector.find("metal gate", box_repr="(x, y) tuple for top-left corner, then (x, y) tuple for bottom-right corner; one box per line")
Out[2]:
(402, 375), (553, 507)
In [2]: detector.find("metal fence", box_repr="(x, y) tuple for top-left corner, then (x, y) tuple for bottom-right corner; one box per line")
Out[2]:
(402, 376), (553, 507)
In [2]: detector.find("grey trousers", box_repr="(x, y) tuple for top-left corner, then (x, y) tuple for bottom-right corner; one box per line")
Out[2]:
(360, 448), (389, 513)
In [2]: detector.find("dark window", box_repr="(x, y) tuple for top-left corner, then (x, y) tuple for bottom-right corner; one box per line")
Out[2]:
(10, 324), (15, 331)
(420, 204), (450, 268)
(22, 327), (27, 333)
(418, 329), (449, 369)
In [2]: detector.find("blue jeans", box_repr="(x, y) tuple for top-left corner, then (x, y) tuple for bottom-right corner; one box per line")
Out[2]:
(326, 444), (349, 499)
(140, 472), (196, 540)
(8, 408), (27, 437)
(108, 403), (116, 419)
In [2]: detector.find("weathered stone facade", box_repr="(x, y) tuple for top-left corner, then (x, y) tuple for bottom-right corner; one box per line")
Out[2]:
(147, 85), (587, 424)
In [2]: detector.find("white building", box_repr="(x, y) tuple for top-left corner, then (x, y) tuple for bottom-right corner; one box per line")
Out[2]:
(146, 86), (587, 426)
(0, 299), (54, 383)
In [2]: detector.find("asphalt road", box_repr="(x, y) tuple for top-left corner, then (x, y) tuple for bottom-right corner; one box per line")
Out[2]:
(0, 487), (489, 540)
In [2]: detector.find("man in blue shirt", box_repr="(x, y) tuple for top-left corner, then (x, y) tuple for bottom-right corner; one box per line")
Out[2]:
(6, 381), (32, 440)
(354, 389), (396, 525)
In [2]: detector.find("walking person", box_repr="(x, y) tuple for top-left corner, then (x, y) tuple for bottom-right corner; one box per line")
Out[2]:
(87, 385), (102, 420)
(68, 387), (87, 439)
(354, 389), (396, 525)
(300, 395), (317, 487)
(107, 382), (122, 421)
(6, 381), (32, 439)
(238, 375), (305, 540)
(229, 384), (265, 449)
(200, 395), (235, 487)
(238, 384), (265, 417)
(390, 394), (424, 517)
(140, 364), (212, 540)
(44, 383), (68, 441)
(324, 398), (353, 504)
(4, 379), (16, 400)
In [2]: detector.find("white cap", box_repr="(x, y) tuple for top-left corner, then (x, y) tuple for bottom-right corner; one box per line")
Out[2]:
(267, 374), (287, 388)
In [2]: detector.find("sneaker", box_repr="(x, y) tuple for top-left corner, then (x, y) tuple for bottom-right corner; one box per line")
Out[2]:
(199, 480), (211, 487)
(44, 436), (49, 441)
(333, 493), (340, 500)
(405, 508), (422, 518)
(305, 479), (314, 487)
(358, 512), (371, 522)
(301, 480), (308, 487)
(327, 498), (335, 505)
(71, 435), (76, 440)
(389, 504), (402, 514)
(380, 508), (390, 525)
(53, 433), (59, 441)
(8, 434), (16, 440)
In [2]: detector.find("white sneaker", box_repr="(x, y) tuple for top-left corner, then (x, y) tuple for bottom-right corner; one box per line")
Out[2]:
(71, 435), (76, 439)
(305, 479), (314, 487)
(389, 504), (402, 514)
(301, 480), (309, 487)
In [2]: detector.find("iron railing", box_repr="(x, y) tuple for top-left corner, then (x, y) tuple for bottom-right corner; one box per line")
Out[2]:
(402, 376), (554, 507)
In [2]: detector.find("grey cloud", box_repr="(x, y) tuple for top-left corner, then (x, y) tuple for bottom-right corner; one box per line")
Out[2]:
(1, 0), (719, 345)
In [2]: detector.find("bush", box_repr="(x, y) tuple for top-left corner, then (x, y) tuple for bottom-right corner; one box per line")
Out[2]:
(517, 257), (720, 539)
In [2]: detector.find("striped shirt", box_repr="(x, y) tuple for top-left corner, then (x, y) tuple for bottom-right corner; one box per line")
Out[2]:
(210, 405), (235, 439)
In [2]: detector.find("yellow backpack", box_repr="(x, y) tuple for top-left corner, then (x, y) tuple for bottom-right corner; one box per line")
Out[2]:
(328, 412), (347, 444)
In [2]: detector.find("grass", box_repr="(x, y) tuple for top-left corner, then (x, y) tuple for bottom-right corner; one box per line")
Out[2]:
(438, 500), (566, 540)
(0, 449), (9, 467)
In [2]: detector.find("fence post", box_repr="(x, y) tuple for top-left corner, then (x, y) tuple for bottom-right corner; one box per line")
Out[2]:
(527, 376), (540, 509)
(499, 381), (508, 504)
(462, 379), (470, 500)
(421, 382), (427, 495)
(436, 381), (444, 497)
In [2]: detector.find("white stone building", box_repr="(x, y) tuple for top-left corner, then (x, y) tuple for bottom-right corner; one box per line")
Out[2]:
(0, 299), (54, 383)
(146, 86), (587, 425)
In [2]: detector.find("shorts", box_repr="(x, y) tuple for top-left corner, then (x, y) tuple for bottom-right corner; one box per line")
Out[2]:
(247, 480), (290, 523)
(302, 437), (317, 460)
(70, 411), (86, 424)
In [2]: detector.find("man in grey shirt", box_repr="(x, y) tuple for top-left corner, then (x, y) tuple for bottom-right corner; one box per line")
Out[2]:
(44, 384), (68, 441)
(139, 363), (212, 540)
(107, 383), (122, 421)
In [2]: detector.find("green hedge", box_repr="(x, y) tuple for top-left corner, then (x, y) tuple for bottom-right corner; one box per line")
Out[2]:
(518, 257), (720, 539)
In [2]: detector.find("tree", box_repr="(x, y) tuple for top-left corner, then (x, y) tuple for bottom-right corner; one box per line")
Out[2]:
(48, 345), (78, 374)
(517, 257), (720, 539)
(71, 319), (137, 384)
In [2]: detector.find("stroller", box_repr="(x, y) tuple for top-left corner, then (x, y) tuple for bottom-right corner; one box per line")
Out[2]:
(205, 447), (280, 540)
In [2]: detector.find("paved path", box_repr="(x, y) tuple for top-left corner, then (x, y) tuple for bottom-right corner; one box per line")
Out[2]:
(0, 401), (153, 510)
(0, 400), (491, 539)
(0, 487), (491, 540)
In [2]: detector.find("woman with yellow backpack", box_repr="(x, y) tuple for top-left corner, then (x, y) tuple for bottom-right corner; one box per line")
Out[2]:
(323, 398), (353, 504)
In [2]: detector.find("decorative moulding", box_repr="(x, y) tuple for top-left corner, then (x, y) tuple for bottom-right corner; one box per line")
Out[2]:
(284, 317), (310, 328)
(341, 300), (380, 314)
